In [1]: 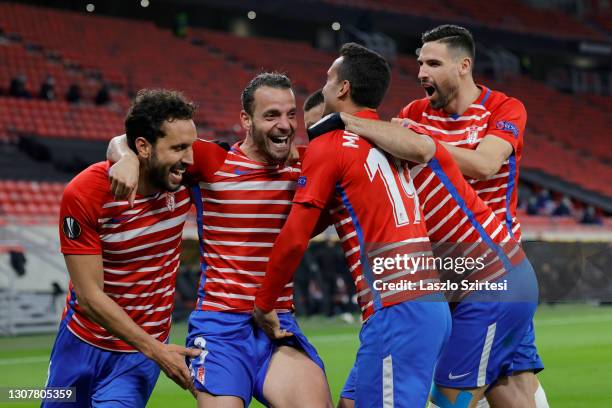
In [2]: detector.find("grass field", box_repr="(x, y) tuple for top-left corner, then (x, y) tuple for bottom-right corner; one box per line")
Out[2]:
(1, 304), (611, 407)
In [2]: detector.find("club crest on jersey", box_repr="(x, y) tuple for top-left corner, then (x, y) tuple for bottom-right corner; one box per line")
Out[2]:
(166, 192), (175, 212)
(467, 125), (479, 144)
(496, 121), (519, 138)
(62, 217), (81, 240)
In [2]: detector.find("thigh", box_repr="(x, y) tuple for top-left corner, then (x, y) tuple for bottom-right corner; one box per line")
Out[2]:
(435, 301), (536, 390)
(503, 321), (544, 376)
(196, 392), (245, 408)
(186, 311), (256, 407)
(92, 351), (160, 408)
(486, 372), (538, 408)
(262, 346), (332, 408)
(258, 314), (331, 408)
(42, 324), (98, 408)
(356, 301), (451, 408)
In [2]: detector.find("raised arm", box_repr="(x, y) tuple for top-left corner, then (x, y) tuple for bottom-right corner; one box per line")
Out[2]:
(339, 112), (436, 163)
(107, 134), (139, 205)
(441, 136), (512, 179)
(441, 98), (525, 180)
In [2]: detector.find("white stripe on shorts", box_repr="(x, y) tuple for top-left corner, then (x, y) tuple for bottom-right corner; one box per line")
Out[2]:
(477, 323), (497, 387)
(383, 354), (394, 407)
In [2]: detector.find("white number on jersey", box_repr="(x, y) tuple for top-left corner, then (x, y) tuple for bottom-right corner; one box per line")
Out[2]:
(364, 147), (421, 226)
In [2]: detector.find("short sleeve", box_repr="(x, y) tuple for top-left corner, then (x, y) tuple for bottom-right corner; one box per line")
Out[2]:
(293, 133), (343, 209)
(486, 98), (526, 152)
(185, 138), (229, 183)
(59, 182), (102, 255)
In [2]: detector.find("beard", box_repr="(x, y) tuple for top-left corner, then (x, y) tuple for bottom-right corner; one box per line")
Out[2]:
(251, 122), (294, 164)
(147, 151), (183, 192)
(425, 80), (458, 110)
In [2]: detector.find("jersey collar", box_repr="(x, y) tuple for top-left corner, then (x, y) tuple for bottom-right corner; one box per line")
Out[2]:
(473, 84), (491, 107)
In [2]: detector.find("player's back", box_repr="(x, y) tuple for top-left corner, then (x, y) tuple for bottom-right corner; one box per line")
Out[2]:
(60, 161), (191, 351)
(400, 86), (526, 240)
(409, 138), (525, 298)
(297, 110), (439, 316)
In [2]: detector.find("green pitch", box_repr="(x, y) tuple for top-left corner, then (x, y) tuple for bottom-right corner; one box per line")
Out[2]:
(0, 304), (611, 407)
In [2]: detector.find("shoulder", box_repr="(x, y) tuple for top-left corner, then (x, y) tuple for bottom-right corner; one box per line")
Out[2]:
(193, 138), (229, 157)
(61, 162), (110, 218)
(64, 162), (110, 200)
(399, 99), (428, 119)
(487, 89), (526, 114)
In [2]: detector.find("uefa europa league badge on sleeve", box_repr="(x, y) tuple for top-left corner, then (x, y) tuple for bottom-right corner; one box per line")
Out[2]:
(166, 192), (176, 212)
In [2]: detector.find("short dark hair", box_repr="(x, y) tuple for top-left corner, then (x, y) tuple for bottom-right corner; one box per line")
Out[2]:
(337, 42), (391, 109)
(303, 89), (324, 112)
(241, 72), (292, 116)
(125, 89), (195, 152)
(421, 24), (475, 60)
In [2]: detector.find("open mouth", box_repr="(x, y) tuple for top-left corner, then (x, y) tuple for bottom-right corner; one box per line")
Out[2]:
(269, 135), (290, 146)
(422, 83), (436, 98)
(169, 166), (185, 184)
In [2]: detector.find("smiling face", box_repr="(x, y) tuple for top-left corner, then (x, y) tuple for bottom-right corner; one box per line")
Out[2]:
(417, 41), (464, 110)
(142, 119), (196, 192)
(241, 86), (297, 164)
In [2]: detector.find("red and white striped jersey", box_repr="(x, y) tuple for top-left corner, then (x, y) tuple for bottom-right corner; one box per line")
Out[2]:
(59, 161), (191, 352)
(294, 110), (437, 320)
(409, 137), (525, 294)
(325, 198), (375, 319)
(187, 140), (299, 312)
(399, 86), (526, 241)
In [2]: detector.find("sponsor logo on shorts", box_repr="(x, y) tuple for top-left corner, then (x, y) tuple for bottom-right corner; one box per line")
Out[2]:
(197, 367), (205, 385)
(448, 371), (471, 380)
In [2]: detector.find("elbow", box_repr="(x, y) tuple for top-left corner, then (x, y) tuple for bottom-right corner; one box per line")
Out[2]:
(73, 288), (97, 317)
(472, 162), (501, 180)
(415, 136), (436, 163)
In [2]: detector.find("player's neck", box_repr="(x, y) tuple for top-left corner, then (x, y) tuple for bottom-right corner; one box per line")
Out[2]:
(240, 138), (273, 164)
(338, 102), (368, 115)
(136, 167), (160, 197)
(444, 81), (481, 115)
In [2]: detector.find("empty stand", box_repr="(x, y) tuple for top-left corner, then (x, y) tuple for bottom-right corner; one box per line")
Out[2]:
(0, 2), (609, 212)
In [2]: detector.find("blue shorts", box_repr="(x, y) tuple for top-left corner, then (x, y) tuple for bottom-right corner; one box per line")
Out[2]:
(186, 310), (325, 406)
(340, 297), (451, 408)
(42, 320), (160, 407)
(505, 320), (544, 376)
(434, 259), (539, 389)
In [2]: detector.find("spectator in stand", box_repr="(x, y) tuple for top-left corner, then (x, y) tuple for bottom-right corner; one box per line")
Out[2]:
(9, 74), (31, 98)
(552, 195), (573, 217)
(581, 206), (603, 225)
(95, 83), (111, 105)
(39, 75), (56, 100)
(526, 196), (540, 215)
(536, 189), (555, 214)
(66, 84), (81, 103)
